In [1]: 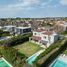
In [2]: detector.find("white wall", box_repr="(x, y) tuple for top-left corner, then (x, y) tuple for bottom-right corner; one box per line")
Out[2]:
(3, 26), (16, 32)
(50, 34), (59, 44)
(33, 31), (41, 36)
(33, 31), (59, 45)
(50, 35), (54, 44)
(41, 34), (49, 42)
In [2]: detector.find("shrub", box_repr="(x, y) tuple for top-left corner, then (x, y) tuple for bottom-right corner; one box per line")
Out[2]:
(0, 29), (10, 37)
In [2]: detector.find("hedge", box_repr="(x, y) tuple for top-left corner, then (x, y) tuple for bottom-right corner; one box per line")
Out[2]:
(0, 29), (10, 37)
(3, 33), (32, 47)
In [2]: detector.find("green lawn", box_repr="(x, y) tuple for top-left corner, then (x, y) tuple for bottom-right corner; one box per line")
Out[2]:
(13, 42), (43, 57)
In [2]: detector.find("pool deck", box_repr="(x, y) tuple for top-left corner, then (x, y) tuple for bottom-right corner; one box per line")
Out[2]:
(50, 54), (67, 67)
(1, 57), (13, 67)
(58, 54), (67, 63)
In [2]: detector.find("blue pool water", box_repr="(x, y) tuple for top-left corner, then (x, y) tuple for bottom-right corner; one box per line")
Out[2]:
(0, 59), (10, 67)
(26, 53), (38, 65)
(50, 59), (67, 67)
(26, 50), (45, 65)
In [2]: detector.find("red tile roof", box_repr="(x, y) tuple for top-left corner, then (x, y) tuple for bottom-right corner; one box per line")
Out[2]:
(32, 36), (41, 41)
(42, 31), (53, 35)
(34, 28), (47, 32)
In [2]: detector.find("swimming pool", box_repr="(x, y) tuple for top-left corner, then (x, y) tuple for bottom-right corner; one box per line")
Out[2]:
(26, 50), (45, 65)
(0, 58), (12, 67)
(0, 59), (10, 67)
(50, 58), (67, 67)
(27, 53), (38, 65)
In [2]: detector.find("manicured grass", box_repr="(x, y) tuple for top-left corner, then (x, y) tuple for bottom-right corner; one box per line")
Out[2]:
(13, 42), (43, 57)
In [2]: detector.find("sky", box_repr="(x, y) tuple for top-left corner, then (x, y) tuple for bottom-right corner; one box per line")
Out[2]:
(0, 0), (67, 18)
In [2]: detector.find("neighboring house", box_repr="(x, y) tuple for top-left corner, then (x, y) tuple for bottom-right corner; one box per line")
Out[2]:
(59, 22), (67, 31)
(3, 25), (16, 34)
(30, 28), (59, 47)
(54, 21), (67, 32)
(16, 27), (31, 35)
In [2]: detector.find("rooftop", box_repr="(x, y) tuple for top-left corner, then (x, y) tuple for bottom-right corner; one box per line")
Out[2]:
(33, 28), (57, 35)
(16, 27), (31, 29)
(33, 28), (47, 32)
(4, 25), (16, 27)
(42, 31), (53, 35)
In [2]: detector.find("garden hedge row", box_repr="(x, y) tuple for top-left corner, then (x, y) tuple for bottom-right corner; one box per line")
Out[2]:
(3, 33), (32, 47)
(0, 29), (10, 37)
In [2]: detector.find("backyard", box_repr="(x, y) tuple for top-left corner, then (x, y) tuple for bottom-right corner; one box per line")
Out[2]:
(13, 42), (43, 57)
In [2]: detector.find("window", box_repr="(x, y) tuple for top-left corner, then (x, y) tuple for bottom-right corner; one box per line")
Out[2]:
(34, 33), (37, 35)
(44, 36), (46, 39)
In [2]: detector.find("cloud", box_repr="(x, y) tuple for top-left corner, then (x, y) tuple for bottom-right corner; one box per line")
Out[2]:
(0, 0), (40, 11)
(0, 0), (40, 17)
(8, 0), (40, 8)
(41, 0), (53, 8)
(60, 0), (67, 5)
(1, 0), (54, 9)
(0, 0), (56, 17)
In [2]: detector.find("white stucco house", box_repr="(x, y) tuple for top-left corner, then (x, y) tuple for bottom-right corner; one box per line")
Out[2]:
(30, 28), (59, 47)
(3, 25), (16, 34)
(2, 25), (31, 35)
(16, 27), (31, 35)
